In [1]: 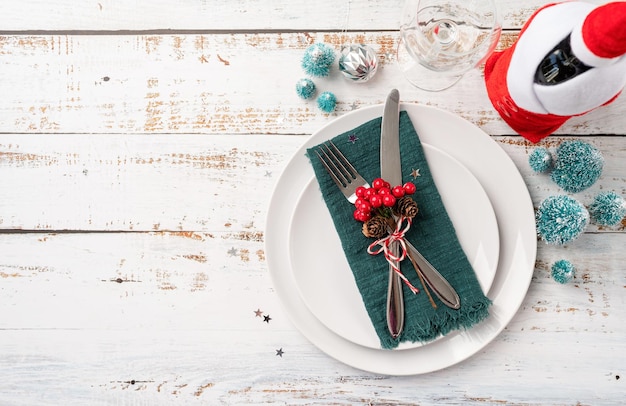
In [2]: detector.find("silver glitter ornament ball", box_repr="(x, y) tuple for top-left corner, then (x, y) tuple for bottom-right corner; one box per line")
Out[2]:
(338, 44), (379, 82)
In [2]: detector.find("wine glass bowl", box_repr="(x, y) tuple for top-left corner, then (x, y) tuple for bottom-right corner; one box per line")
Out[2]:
(397, 0), (501, 91)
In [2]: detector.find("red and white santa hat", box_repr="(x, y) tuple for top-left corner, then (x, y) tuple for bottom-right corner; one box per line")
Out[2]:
(484, 1), (626, 143)
(571, 1), (626, 67)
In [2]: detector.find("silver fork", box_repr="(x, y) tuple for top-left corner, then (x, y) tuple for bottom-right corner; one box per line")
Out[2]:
(315, 141), (369, 203)
(316, 140), (461, 311)
(317, 141), (404, 338)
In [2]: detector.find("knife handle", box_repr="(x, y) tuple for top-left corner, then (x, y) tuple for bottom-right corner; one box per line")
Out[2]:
(406, 240), (461, 310)
(386, 241), (405, 338)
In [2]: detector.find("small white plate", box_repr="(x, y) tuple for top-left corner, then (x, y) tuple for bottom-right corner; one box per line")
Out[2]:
(289, 144), (499, 349)
(266, 104), (536, 375)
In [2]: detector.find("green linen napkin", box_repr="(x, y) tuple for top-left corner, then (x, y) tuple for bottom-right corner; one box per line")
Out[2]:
(306, 111), (491, 349)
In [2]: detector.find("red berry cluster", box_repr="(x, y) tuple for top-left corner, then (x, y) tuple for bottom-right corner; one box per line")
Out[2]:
(353, 178), (417, 222)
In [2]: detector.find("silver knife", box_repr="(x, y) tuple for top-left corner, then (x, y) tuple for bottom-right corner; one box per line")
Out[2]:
(380, 89), (404, 338)
(380, 90), (461, 313)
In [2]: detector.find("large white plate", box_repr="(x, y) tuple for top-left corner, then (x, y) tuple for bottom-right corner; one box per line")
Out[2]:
(289, 143), (500, 349)
(266, 104), (536, 375)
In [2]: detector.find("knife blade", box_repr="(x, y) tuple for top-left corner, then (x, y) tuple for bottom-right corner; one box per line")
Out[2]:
(380, 89), (404, 339)
(380, 89), (402, 187)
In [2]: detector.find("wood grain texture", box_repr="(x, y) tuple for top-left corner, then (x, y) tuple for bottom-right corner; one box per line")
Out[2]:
(0, 135), (623, 231)
(0, 0), (608, 32)
(0, 231), (623, 404)
(1, 32), (626, 136)
(0, 0), (624, 404)
(0, 133), (301, 231)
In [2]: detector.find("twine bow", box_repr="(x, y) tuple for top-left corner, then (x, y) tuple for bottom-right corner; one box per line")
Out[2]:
(367, 216), (419, 294)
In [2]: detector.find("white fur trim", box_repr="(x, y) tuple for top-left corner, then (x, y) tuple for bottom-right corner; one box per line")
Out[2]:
(570, 19), (621, 67)
(507, 2), (595, 113)
(533, 54), (626, 115)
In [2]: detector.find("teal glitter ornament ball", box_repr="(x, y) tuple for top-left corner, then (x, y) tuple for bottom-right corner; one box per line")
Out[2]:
(528, 147), (553, 173)
(536, 195), (589, 244)
(317, 91), (337, 113)
(295, 78), (316, 100)
(551, 260), (575, 284)
(589, 191), (626, 226)
(550, 140), (604, 193)
(301, 43), (335, 77)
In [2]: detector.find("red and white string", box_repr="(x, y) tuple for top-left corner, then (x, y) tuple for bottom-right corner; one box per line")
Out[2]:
(367, 216), (419, 294)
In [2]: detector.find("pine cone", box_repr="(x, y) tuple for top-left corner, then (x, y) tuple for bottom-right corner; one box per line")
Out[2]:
(362, 216), (387, 238)
(395, 196), (419, 218)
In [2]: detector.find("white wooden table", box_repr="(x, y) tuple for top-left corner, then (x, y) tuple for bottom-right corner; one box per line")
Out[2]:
(0, 1), (624, 404)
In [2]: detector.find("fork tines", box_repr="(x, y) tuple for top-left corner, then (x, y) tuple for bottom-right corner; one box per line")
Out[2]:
(316, 141), (359, 188)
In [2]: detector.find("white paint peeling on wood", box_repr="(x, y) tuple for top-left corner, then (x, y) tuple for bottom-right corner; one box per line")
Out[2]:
(496, 136), (626, 209)
(0, 133), (303, 231)
(0, 135), (623, 232)
(1, 0), (604, 31)
(0, 1), (624, 404)
(0, 232), (271, 329)
(1, 33), (625, 136)
(0, 231), (623, 403)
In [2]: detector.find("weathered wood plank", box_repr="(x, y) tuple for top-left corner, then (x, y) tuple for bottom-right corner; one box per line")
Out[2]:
(1, 33), (625, 136)
(0, 134), (624, 232)
(0, 1), (622, 404)
(0, 231), (622, 327)
(0, 133), (302, 231)
(0, 0), (604, 32)
(0, 328), (622, 404)
(0, 231), (623, 403)
(0, 232), (270, 329)
(497, 136), (626, 213)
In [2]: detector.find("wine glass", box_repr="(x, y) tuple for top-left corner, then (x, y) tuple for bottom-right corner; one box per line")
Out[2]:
(397, 0), (501, 91)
